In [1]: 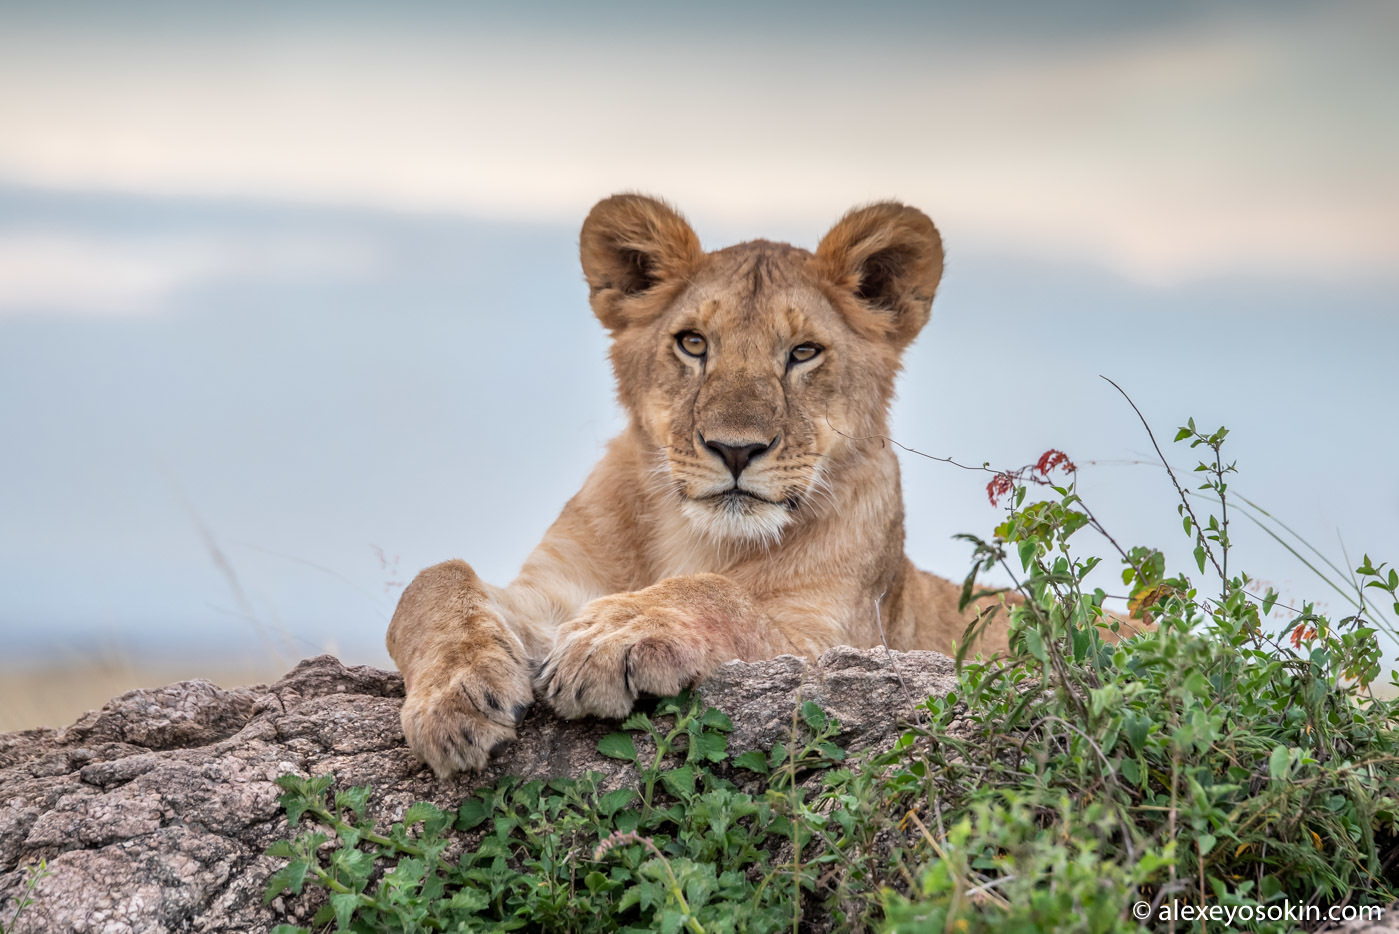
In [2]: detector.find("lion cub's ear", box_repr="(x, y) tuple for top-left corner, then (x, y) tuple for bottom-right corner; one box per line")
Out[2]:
(814, 203), (943, 348)
(580, 194), (704, 332)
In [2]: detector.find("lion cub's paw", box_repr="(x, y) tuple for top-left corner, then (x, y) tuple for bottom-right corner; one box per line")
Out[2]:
(399, 643), (533, 777)
(536, 594), (717, 720)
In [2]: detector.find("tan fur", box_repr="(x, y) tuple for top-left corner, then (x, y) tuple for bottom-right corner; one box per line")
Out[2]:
(388, 195), (1023, 776)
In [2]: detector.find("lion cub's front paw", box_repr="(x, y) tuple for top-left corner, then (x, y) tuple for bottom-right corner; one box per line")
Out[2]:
(536, 593), (723, 720)
(400, 644), (533, 777)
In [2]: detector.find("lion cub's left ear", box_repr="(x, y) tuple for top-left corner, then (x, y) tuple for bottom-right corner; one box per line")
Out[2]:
(580, 194), (704, 332)
(814, 202), (943, 348)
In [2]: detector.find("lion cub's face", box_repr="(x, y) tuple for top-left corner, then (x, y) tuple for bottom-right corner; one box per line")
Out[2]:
(580, 196), (944, 545)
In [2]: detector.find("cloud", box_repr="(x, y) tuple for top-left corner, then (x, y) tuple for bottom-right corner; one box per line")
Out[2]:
(0, 2), (1394, 284)
(0, 231), (381, 314)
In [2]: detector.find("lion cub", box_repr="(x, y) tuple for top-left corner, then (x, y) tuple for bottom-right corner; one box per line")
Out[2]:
(388, 195), (1007, 776)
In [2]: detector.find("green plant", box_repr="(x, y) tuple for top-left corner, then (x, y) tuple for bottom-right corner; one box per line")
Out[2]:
(265, 411), (1398, 932)
(2, 860), (48, 934)
(887, 411), (1398, 930)
(265, 692), (856, 933)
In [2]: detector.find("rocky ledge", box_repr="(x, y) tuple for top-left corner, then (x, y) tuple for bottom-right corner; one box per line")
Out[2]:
(0, 648), (954, 933)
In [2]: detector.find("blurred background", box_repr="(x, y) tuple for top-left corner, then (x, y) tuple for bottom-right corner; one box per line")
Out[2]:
(2, 0), (1396, 730)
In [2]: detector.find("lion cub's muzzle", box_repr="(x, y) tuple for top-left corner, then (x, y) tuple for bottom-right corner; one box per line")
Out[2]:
(698, 432), (778, 481)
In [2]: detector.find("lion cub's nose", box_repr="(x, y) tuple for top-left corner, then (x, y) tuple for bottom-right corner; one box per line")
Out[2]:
(701, 435), (777, 480)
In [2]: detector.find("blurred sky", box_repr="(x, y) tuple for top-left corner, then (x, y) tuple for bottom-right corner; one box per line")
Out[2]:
(1, 0), (1396, 673)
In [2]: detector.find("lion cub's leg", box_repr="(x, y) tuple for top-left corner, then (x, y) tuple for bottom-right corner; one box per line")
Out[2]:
(387, 560), (534, 776)
(536, 573), (780, 720)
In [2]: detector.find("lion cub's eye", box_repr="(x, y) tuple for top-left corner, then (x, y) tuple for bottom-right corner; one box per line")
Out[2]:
(677, 331), (708, 358)
(789, 343), (823, 366)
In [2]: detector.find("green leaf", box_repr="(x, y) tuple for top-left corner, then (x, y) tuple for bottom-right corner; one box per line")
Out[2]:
(1136, 851), (1171, 876)
(733, 750), (769, 774)
(329, 892), (360, 932)
(264, 859), (309, 903)
(273, 775), (308, 794)
(598, 732), (638, 762)
(800, 701), (828, 733)
(654, 692), (692, 717)
(690, 731), (728, 763)
(1198, 833), (1217, 856)
(1120, 757), (1141, 786)
(585, 870), (610, 893)
(598, 788), (638, 817)
(637, 878), (666, 911)
(404, 801), (449, 836)
(1182, 671), (1211, 698)
(700, 708), (734, 732)
(1024, 628), (1047, 663)
(384, 855), (426, 890)
(1017, 539), (1037, 571)
(332, 847), (375, 885)
(1194, 544), (1207, 573)
(334, 785), (371, 819)
(1268, 745), (1290, 781)
(279, 792), (312, 828)
(660, 766), (696, 798)
(447, 889), (489, 913)
(1123, 712), (1151, 753)
(457, 797), (489, 830)
(265, 840), (297, 859)
(621, 712), (654, 733)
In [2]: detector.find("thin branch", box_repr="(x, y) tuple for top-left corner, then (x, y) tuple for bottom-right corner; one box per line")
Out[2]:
(823, 416), (1003, 476)
(1214, 446), (1230, 602)
(1100, 376), (1224, 581)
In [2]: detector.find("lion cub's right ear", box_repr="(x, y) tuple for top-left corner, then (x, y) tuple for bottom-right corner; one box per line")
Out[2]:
(580, 194), (704, 332)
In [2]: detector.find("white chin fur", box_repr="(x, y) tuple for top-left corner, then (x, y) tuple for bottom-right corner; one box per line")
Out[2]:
(679, 496), (793, 547)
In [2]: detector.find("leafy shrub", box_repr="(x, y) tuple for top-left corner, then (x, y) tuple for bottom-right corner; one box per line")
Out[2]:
(266, 694), (856, 933)
(884, 413), (1398, 931)
(266, 415), (1398, 932)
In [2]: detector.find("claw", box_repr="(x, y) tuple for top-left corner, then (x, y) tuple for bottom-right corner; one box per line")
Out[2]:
(399, 644), (533, 776)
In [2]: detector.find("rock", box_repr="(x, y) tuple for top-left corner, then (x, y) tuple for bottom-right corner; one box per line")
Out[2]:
(1323, 906), (1399, 933)
(0, 647), (953, 934)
